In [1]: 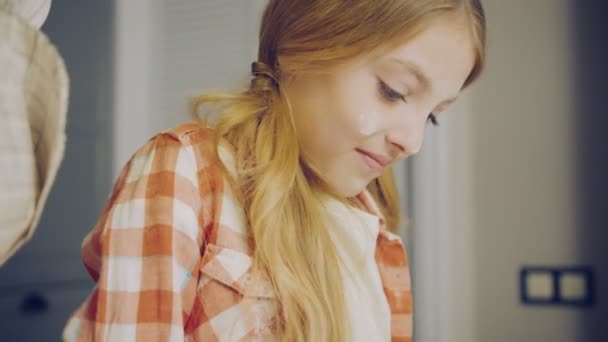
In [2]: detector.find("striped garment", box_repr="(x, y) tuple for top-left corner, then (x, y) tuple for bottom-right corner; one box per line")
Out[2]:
(62, 122), (413, 341)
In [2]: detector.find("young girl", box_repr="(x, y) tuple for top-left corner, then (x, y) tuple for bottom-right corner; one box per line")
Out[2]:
(63, 0), (486, 341)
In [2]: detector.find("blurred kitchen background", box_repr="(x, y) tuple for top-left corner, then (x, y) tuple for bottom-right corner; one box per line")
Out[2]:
(0, 0), (606, 341)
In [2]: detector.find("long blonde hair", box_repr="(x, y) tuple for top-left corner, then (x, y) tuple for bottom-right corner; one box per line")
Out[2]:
(192, 1), (486, 340)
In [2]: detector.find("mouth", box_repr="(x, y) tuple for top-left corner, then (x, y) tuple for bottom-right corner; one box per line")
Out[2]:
(355, 148), (390, 173)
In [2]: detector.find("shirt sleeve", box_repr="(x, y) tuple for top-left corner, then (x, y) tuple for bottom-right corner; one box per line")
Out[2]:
(63, 133), (204, 341)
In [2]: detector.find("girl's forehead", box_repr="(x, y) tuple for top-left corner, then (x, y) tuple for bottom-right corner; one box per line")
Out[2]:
(375, 18), (476, 87)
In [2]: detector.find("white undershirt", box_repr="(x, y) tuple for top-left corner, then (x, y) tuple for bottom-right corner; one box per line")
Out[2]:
(324, 196), (392, 342)
(217, 143), (392, 340)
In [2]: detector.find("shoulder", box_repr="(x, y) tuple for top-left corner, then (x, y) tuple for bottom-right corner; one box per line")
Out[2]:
(163, 121), (215, 146)
(137, 121), (249, 237)
(140, 121), (217, 160)
(108, 121), (228, 234)
(143, 121), (237, 179)
(127, 121), (223, 188)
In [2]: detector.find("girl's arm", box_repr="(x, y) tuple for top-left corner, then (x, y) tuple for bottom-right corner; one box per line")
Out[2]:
(63, 132), (204, 341)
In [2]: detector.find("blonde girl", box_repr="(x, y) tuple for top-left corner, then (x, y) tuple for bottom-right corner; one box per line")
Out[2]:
(64, 0), (486, 341)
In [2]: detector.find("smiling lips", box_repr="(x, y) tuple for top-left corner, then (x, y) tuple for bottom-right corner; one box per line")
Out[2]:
(355, 148), (391, 173)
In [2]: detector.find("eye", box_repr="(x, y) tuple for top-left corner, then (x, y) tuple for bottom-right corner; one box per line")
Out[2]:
(427, 113), (439, 126)
(378, 79), (440, 127)
(377, 79), (406, 103)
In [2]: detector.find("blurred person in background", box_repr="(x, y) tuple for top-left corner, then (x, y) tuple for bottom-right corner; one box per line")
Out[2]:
(0, 0), (68, 266)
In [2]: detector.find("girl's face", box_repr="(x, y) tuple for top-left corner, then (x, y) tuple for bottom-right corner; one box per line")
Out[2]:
(282, 16), (476, 197)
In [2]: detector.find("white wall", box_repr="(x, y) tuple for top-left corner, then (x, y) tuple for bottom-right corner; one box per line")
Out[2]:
(473, 1), (580, 340)
(113, 0), (262, 177)
(441, 1), (587, 341)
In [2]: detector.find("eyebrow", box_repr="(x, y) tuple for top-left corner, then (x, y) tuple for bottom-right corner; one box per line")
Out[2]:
(388, 57), (458, 107)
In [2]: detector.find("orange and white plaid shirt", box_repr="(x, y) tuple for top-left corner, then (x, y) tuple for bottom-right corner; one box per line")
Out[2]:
(62, 123), (413, 341)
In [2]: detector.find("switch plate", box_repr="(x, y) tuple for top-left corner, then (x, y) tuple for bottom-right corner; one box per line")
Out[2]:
(525, 271), (554, 300)
(558, 269), (594, 305)
(560, 272), (586, 300)
(520, 266), (594, 307)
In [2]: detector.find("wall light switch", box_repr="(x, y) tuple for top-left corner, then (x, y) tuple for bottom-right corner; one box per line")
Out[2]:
(526, 271), (554, 300)
(520, 266), (594, 307)
(558, 269), (594, 306)
(560, 272), (586, 301)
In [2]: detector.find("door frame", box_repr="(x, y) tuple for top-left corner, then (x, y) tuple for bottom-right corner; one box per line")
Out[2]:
(409, 91), (477, 342)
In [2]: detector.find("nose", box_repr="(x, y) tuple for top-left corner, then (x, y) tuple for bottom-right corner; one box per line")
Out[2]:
(385, 115), (427, 159)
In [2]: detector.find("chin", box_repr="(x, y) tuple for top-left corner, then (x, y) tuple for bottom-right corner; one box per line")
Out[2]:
(328, 175), (371, 198)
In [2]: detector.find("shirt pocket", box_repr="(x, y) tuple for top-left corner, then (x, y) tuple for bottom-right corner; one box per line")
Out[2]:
(199, 243), (276, 298)
(193, 243), (280, 341)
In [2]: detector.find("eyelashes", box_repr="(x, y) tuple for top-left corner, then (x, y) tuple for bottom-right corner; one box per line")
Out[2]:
(378, 79), (406, 102)
(377, 79), (439, 127)
(427, 113), (439, 126)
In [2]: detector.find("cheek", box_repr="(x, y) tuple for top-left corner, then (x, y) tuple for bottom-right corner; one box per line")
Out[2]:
(338, 101), (385, 144)
(295, 69), (385, 166)
(357, 110), (381, 136)
(331, 78), (382, 140)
